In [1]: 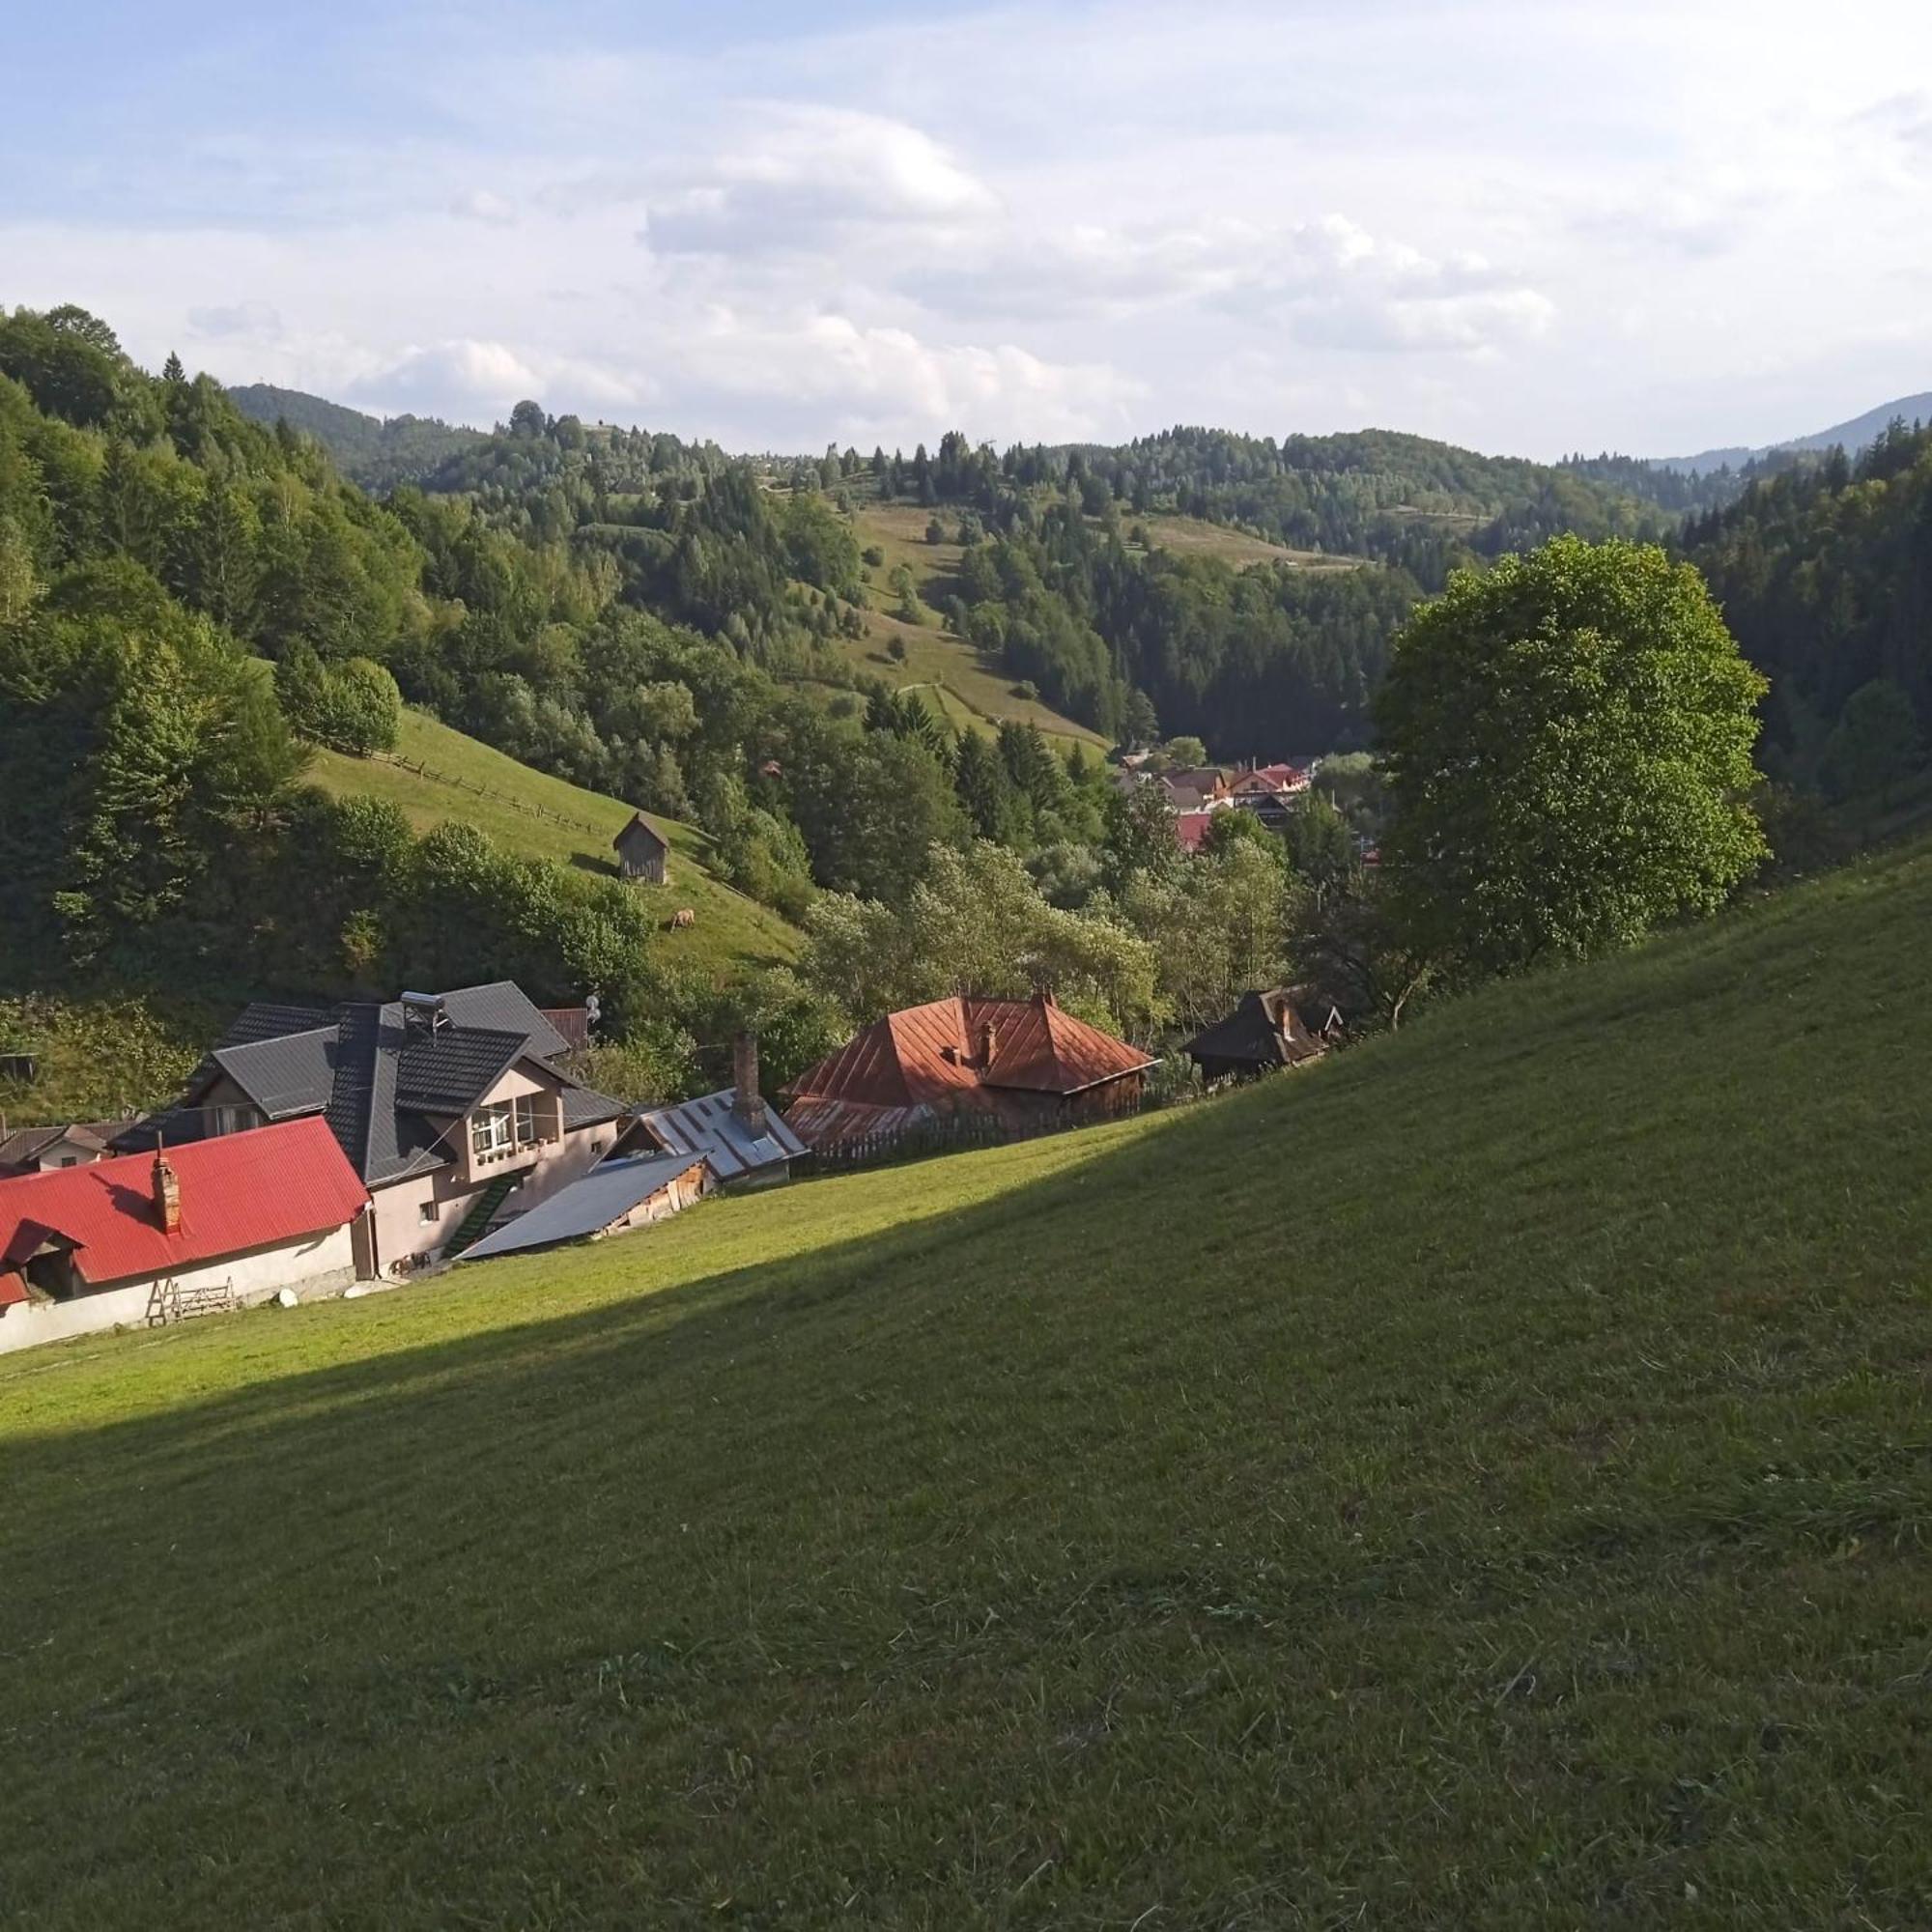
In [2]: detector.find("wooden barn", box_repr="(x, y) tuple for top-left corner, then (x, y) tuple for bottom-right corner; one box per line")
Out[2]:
(1184, 986), (1344, 1083)
(612, 811), (670, 885)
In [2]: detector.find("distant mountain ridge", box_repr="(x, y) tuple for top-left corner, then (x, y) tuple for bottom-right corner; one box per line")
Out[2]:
(1662, 391), (1932, 475)
(226, 383), (483, 488)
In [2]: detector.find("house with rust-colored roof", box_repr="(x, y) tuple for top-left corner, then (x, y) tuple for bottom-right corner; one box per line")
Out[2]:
(0, 1118), (369, 1355)
(783, 993), (1154, 1157)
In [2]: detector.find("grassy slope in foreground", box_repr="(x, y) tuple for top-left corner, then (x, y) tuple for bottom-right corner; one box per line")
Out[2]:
(5, 842), (1932, 1924)
(306, 708), (801, 975)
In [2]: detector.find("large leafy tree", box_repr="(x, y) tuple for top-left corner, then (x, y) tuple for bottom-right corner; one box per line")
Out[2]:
(1377, 535), (1767, 974)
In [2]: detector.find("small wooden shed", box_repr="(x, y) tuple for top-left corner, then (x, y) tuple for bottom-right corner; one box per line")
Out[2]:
(612, 811), (670, 885)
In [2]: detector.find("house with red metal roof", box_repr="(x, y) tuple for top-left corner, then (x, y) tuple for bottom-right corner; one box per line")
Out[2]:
(123, 982), (629, 1273)
(782, 993), (1155, 1157)
(0, 1118), (369, 1356)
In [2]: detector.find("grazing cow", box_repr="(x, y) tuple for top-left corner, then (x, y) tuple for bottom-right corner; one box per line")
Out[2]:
(669, 907), (696, 929)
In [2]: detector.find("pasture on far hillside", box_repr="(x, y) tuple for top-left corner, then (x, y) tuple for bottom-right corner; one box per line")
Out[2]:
(306, 708), (803, 975)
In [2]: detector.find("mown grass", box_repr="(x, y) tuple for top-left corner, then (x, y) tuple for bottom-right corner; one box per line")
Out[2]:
(4, 840), (1931, 1925)
(306, 709), (802, 976)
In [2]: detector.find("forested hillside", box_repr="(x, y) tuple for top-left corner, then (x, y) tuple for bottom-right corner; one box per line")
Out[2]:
(0, 303), (1352, 1108)
(763, 425), (1685, 748)
(1683, 422), (1932, 798)
(226, 384), (482, 489)
(238, 386), (1700, 753)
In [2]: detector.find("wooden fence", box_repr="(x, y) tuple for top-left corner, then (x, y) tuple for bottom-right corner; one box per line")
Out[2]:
(308, 731), (607, 840)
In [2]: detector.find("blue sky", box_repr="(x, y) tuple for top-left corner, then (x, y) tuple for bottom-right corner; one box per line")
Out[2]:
(7, 1), (1931, 456)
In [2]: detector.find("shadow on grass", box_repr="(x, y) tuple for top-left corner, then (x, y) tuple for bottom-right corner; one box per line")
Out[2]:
(5, 841), (1932, 1925)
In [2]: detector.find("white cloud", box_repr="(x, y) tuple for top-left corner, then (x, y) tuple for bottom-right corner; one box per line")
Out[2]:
(9, 0), (1932, 455)
(341, 338), (644, 420)
(909, 211), (1554, 358)
(645, 105), (1000, 256)
(660, 310), (1143, 445)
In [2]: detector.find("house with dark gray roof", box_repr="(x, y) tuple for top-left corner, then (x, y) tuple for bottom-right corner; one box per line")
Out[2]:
(125, 983), (628, 1275)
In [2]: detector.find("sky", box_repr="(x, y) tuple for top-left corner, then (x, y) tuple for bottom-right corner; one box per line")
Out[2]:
(5, 0), (1931, 458)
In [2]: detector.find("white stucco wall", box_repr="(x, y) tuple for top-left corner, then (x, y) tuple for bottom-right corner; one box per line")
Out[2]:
(0, 1224), (357, 1356)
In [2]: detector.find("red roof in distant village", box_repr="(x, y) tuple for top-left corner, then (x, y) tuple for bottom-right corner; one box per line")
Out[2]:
(1230, 762), (1310, 794)
(0, 1119), (368, 1294)
(1175, 809), (1217, 852)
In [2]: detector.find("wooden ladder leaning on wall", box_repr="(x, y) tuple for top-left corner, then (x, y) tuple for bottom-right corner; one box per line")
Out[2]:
(144, 1277), (238, 1327)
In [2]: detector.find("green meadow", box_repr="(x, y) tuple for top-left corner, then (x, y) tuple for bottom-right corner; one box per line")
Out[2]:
(3, 838), (1929, 1926)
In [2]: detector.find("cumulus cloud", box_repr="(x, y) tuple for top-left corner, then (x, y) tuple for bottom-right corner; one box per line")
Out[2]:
(910, 212), (1554, 357)
(660, 310), (1143, 444)
(645, 105), (1000, 256)
(341, 338), (649, 420)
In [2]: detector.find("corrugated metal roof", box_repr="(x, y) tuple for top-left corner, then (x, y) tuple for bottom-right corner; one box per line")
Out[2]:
(781, 1096), (934, 1148)
(0, 1120), (368, 1289)
(633, 1087), (805, 1181)
(458, 1152), (706, 1261)
(786, 995), (1152, 1112)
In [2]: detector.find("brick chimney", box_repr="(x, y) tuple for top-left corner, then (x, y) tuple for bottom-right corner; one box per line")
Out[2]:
(979, 1020), (1000, 1069)
(732, 1031), (767, 1134)
(152, 1146), (182, 1235)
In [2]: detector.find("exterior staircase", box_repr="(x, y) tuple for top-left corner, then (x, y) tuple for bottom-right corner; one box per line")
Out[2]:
(442, 1179), (515, 1260)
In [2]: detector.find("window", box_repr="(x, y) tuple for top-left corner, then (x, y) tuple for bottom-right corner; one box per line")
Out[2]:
(469, 1095), (541, 1164)
(419, 1202), (438, 1225)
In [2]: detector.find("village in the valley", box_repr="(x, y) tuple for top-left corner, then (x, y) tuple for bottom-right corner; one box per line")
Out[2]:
(1, 753), (1352, 1354)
